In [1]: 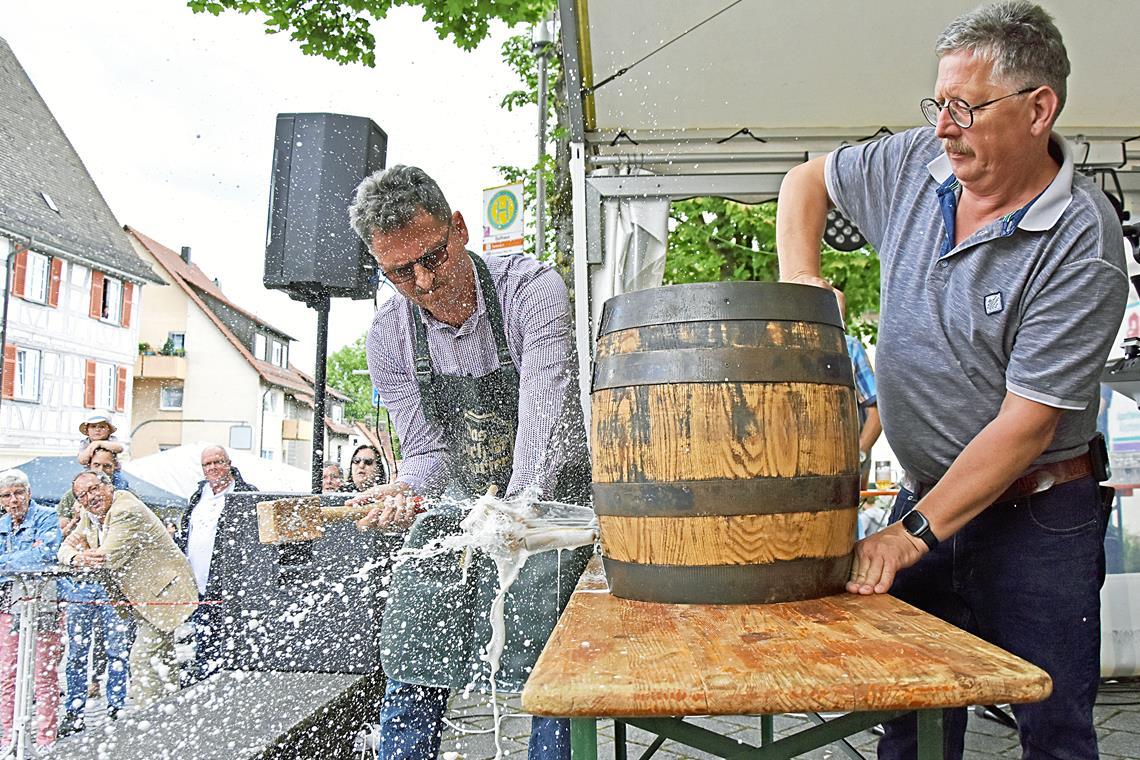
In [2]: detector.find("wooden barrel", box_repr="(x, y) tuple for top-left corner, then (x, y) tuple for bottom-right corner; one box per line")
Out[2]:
(591, 281), (860, 604)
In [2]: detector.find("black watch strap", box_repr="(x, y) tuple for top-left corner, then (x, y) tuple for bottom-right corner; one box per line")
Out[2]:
(901, 508), (939, 551)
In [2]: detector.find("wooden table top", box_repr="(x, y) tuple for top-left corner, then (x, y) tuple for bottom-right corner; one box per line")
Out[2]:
(522, 557), (1052, 718)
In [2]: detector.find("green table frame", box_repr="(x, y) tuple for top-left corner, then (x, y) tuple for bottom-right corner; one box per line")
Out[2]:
(569, 708), (945, 759)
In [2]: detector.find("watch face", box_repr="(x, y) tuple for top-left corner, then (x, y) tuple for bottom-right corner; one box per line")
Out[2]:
(902, 509), (928, 535)
(859, 451), (868, 464)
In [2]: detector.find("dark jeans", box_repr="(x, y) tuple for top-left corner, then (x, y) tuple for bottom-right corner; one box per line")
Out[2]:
(184, 603), (225, 685)
(379, 679), (569, 759)
(878, 477), (1106, 760)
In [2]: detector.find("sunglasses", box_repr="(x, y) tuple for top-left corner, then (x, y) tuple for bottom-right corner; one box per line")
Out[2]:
(352, 457), (376, 466)
(381, 225), (450, 284)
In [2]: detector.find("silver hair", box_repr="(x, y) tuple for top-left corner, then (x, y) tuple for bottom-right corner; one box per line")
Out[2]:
(348, 165), (451, 243)
(0, 469), (30, 492)
(72, 470), (113, 489)
(936, 1), (1069, 116)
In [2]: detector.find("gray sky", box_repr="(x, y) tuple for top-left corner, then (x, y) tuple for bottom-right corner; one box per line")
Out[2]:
(1, 0), (536, 370)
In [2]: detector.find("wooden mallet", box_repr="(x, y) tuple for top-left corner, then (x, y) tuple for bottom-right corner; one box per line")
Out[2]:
(256, 497), (373, 544)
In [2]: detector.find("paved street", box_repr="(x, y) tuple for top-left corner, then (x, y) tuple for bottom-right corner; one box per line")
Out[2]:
(439, 682), (1140, 759)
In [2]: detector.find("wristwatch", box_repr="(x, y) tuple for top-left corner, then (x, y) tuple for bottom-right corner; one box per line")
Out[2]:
(858, 450), (869, 465)
(901, 508), (939, 551)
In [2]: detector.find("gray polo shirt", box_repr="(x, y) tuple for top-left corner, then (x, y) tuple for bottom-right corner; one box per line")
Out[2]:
(825, 127), (1128, 485)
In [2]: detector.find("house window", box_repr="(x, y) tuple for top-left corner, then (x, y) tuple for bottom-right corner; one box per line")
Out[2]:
(13, 348), (42, 402)
(332, 404), (343, 423)
(255, 333), (267, 361)
(94, 362), (115, 410)
(102, 277), (123, 322)
(262, 390), (278, 413)
(260, 449), (275, 461)
(24, 251), (51, 303)
(271, 340), (285, 367)
(159, 383), (184, 410)
(168, 332), (186, 352)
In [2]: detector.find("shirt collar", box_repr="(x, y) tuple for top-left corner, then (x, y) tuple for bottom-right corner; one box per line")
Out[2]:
(926, 131), (1073, 232)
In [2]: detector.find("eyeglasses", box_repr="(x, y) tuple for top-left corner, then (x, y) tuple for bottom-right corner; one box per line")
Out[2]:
(75, 484), (104, 501)
(352, 457), (376, 466)
(0, 488), (28, 501)
(920, 87), (1037, 129)
(381, 225), (450, 284)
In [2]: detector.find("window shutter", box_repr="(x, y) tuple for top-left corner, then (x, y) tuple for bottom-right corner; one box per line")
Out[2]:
(89, 270), (104, 319)
(84, 359), (97, 408)
(115, 365), (127, 411)
(1, 344), (15, 399)
(121, 281), (134, 327)
(47, 258), (63, 307)
(11, 250), (27, 298)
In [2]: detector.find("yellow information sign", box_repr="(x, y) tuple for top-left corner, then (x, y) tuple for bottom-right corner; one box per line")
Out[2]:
(482, 182), (524, 254)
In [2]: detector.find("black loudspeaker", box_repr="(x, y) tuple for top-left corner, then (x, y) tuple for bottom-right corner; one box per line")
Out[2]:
(263, 113), (387, 301)
(208, 491), (402, 674)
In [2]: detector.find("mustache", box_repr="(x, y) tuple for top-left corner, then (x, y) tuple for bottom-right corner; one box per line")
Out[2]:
(943, 140), (974, 156)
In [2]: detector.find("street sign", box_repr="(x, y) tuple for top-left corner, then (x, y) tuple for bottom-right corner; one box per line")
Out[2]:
(482, 182), (524, 255)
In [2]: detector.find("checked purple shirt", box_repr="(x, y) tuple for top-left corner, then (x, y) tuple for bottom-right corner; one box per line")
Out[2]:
(365, 252), (583, 499)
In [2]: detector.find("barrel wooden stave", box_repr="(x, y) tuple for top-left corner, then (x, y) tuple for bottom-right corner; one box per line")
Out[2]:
(591, 283), (860, 605)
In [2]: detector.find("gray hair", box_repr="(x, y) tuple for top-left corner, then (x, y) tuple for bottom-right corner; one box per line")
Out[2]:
(72, 470), (113, 489)
(936, 1), (1069, 116)
(348, 165), (451, 243)
(0, 469), (30, 492)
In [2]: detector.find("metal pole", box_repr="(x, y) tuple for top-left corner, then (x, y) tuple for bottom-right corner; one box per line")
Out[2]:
(0, 244), (22, 416)
(309, 291), (331, 493)
(533, 18), (553, 260)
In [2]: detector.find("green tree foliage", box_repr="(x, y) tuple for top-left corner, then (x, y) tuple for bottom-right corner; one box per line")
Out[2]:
(325, 334), (376, 421)
(667, 198), (881, 343)
(187, 0), (555, 66)
(496, 34), (573, 285)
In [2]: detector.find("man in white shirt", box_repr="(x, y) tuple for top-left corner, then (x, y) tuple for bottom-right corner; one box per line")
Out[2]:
(175, 446), (257, 683)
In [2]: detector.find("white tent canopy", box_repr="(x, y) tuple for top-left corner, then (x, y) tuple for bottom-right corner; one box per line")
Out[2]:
(558, 0), (1140, 424)
(123, 442), (310, 498)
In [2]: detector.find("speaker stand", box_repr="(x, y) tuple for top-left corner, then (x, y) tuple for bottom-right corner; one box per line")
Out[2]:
(305, 290), (331, 493)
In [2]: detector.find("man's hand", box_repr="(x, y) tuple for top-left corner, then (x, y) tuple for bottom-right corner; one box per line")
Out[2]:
(846, 523), (927, 595)
(356, 491), (426, 533)
(72, 548), (107, 568)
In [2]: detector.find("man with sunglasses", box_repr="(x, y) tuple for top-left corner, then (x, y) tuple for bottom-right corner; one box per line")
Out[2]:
(347, 165), (591, 760)
(776, 3), (1126, 758)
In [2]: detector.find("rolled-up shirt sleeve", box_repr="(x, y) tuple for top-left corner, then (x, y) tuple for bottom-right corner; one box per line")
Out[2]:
(504, 268), (577, 498)
(366, 305), (451, 495)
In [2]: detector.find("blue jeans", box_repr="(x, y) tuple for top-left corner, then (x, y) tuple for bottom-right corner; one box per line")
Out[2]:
(878, 477), (1106, 760)
(64, 587), (134, 713)
(379, 679), (569, 759)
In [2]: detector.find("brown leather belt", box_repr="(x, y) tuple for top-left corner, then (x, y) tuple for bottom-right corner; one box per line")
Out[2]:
(993, 452), (1093, 503)
(906, 451), (1094, 503)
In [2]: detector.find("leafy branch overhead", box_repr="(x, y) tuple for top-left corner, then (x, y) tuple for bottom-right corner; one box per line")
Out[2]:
(188, 0), (556, 66)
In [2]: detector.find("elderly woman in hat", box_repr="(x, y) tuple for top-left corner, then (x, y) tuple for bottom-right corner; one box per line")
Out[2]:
(77, 414), (126, 468)
(0, 469), (64, 748)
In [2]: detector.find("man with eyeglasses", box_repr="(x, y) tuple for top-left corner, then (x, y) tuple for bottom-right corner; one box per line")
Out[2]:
(776, 3), (1126, 758)
(0, 469), (63, 749)
(61, 472), (196, 709)
(345, 165), (591, 760)
(175, 445), (257, 684)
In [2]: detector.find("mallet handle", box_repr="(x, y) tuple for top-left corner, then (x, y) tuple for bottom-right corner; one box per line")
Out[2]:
(320, 505), (375, 524)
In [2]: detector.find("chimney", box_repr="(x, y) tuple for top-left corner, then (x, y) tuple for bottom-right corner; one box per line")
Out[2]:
(180, 246), (191, 263)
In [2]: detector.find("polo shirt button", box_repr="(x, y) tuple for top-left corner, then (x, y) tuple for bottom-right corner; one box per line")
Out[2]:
(938, 261), (948, 268)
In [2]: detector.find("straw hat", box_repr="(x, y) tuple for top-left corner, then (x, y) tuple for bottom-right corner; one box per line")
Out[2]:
(79, 414), (117, 436)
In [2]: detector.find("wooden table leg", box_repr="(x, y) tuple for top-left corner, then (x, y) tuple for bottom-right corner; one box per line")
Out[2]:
(916, 709), (944, 760)
(571, 718), (598, 760)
